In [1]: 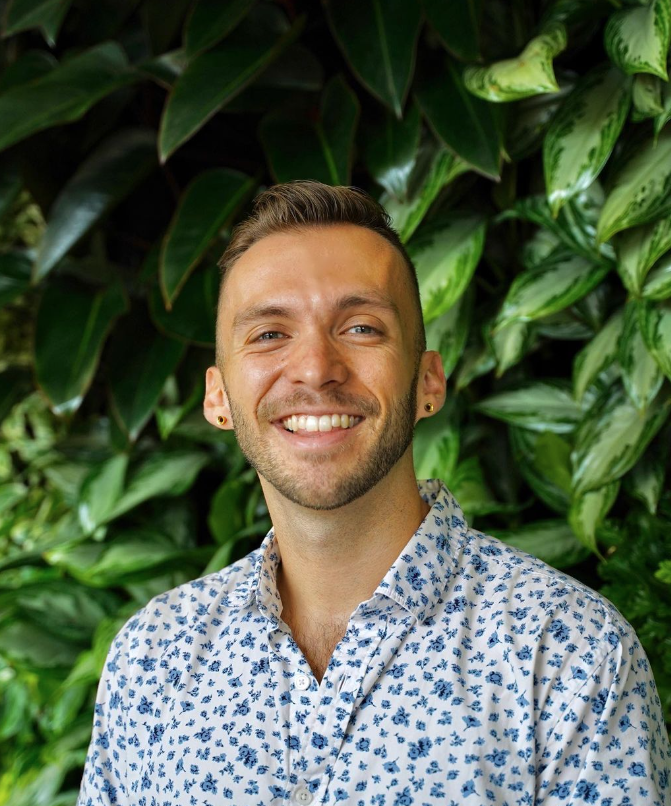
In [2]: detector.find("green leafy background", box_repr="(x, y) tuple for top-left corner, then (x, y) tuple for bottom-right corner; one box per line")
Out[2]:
(1, 0), (671, 799)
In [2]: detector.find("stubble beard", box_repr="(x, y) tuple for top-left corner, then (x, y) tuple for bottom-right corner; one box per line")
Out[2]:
(224, 363), (420, 511)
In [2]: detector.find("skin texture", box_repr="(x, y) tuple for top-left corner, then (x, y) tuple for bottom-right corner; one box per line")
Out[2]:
(203, 223), (446, 680)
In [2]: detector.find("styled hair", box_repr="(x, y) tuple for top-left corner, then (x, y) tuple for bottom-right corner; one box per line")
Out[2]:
(216, 180), (426, 364)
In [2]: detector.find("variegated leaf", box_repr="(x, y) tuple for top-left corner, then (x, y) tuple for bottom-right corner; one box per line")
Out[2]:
(654, 79), (671, 135)
(407, 212), (486, 323)
(476, 381), (581, 433)
(641, 253), (671, 299)
(596, 130), (671, 242)
(619, 302), (663, 410)
(571, 383), (670, 494)
(510, 427), (572, 513)
(464, 23), (567, 103)
(521, 228), (562, 270)
(543, 65), (631, 216)
(449, 457), (518, 517)
(573, 307), (625, 401)
(604, 0), (671, 79)
(632, 74), (663, 120)
(489, 319), (535, 376)
(413, 408), (459, 482)
(568, 481), (619, 554)
(424, 288), (473, 379)
(490, 520), (590, 569)
(624, 440), (666, 514)
(381, 142), (468, 243)
(495, 252), (610, 330)
(639, 299), (671, 379)
(614, 215), (671, 293)
(454, 343), (496, 391)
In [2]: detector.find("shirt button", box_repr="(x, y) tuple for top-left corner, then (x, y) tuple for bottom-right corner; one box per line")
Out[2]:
(293, 786), (313, 804)
(294, 673), (311, 691)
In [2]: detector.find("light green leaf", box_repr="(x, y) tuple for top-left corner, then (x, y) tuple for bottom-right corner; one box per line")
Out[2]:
(568, 481), (619, 554)
(325, 0), (422, 118)
(159, 7), (303, 162)
(614, 215), (671, 293)
(77, 455), (128, 536)
(34, 128), (156, 282)
(596, 130), (671, 242)
(490, 520), (590, 569)
(632, 74), (663, 120)
(521, 228), (563, 270)
(510, 427), (572, 513)
(573, 307), (625, 401)
(407, 212), (486, 323)
(654, 78), (671, 135)
(160, 169), (255, 309)
(381, 140), (468, 242)
(454, 343), (496, 391)
(495, 253), (610, 330)
(489, 319), (535, 376)
(413, 410), (459, 483)
(476, 381), (581, 433)
(464, 23), (567, 103)
(625, 440), (666, 514)
(543, 65), (631, 215)
(424, 287), (473, 379)
(0, 42), (134, 154)
(604, 0), (671, 79)
(571, 384), (670, 494)
(639, 299), (671, 379)
(207, 477), (248, 545)
(641, 253), (671, 299)
(449, 456), (518, 518)
(619, 301), (664, 410)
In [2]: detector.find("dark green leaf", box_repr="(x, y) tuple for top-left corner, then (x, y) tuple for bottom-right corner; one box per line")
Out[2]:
(150, 260), (218, 346)
(3, 0), (73, 44)
(619, 301), (663, 410)
(510, 427), (572, 513)
(425, 286), (473, 379)
(0, 251), (31, 309)
(422, 0), (481, 61)
(413, 408), (459, 482)
(573, 307), (625, 401)
(184, 0), (257, 57)
(207, 477), (248, 545)
(639, 299), (671, 379)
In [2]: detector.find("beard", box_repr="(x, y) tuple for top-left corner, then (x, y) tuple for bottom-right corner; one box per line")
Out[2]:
(223, 362), (420, 511)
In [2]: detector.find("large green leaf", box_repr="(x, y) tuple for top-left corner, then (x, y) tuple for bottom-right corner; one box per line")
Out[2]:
(604, 0), (671, 80)
(510, 427), (572, 513)
(325, 0), (422, 118)
(464, 23), (567, 103)
(489, 319), (536, 377)
(0, 620), (81, 670)
(422, 0), (481, 61)
(614, 216), (671, 293)
(407, 212), (486, 323)
(619, 301), (664, 410)
(259, 74), (359, 185)
(34, 128), (157, 282)
(159, 6), (303, 162)
(106, 316), (187, 442)
(495, 252), (610, 330)
(543, 65), (631, 216)
(632, 74), (663, 120)
(183, 0), (256, 57)
(424, 287), (473, 379)
(207, 477), (248, 545)
(639, 299), (671, 379)
(490, 520), (590, 569)
(0, 42), (134, 153)
(571, 383), (670, 494)
(573, 307), (625, 401)
(3, 0), (73, 45)
(476, 381), (581, 433)
(0, 251), (32, 309)
(361, 101), (421, 201)
(415, 56), (502, 180)
(625, 440), (666, 515)
(380, 139), (468, 242)
(0, 49), (56, 94)
(77, 454), (128, 536)
(160, 169), (255, 308)
(641, 253), (671, 300)
(413, 406), (459, 482)
(596, 131), (671, 243)
(0, 155), (22, 220)
(568, 481), (619, 554)
(151, 261), (218, 346)
(35, 278), (128, 416)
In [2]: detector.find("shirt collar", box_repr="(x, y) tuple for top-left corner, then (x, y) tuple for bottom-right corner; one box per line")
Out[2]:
(225, 479), (467, 624)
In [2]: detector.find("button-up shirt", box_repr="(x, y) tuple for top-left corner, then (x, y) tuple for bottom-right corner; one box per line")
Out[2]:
(77, 479), (671, 806)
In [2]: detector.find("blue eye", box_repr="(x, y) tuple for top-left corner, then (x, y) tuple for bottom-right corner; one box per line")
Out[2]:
(349, 325), (379, 334)
(256, 331), (284, 341)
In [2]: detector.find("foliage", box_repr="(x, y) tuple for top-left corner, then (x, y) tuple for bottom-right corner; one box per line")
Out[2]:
(0, 0), (670, 800)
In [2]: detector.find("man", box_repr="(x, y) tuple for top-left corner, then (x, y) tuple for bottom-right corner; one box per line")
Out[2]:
(78, 181), (670, 806)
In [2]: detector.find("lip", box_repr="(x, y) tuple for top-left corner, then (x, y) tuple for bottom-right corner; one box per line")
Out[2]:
(272, 418), (364, 449)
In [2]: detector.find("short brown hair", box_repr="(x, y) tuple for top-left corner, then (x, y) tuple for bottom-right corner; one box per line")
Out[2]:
(216, 180), (426, 364)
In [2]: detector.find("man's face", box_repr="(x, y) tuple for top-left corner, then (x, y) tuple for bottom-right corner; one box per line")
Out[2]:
(208, 224), (434, 511)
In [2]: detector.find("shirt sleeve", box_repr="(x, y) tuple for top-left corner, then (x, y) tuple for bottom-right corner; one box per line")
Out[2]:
(537, 628), (671, 805)
(76, 614), (136, 806)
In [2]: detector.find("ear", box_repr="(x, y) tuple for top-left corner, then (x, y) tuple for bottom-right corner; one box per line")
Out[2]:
(415, 350), (446, 423)
(203, 365), (233, 429)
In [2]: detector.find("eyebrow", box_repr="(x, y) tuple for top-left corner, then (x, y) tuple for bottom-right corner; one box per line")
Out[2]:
(231, 291), (401, 332)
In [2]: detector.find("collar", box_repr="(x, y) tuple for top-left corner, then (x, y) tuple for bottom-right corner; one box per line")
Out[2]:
(225, 479), (467, 624)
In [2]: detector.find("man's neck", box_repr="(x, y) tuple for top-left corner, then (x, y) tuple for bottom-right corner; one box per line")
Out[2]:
(262, 463), (431, 627)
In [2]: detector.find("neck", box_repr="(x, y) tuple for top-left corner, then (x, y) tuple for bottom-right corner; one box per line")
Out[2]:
(261, 457), (431, 626)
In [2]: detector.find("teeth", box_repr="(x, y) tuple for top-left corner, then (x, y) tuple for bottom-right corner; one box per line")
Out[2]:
(281, 414), (362, 432)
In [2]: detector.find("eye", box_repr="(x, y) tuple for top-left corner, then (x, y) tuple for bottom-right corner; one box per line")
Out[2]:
(348, 324), (380, 335)
(254, 331), (286, 341)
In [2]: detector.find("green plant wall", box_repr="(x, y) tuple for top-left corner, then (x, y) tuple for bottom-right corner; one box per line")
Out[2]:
(1, 0), (670, 801)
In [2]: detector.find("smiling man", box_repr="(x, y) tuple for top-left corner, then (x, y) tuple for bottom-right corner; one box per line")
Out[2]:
(77, 182), (670, 806)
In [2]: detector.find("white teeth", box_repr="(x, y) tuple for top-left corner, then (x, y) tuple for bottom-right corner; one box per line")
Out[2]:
(306, 416), (319, 432)
(319, 415), (332, 432)
(340, 414), (349, 429)
(281, 414), (362, 432)
(298, 415), (306, 430)
(331, 414), (340, 427)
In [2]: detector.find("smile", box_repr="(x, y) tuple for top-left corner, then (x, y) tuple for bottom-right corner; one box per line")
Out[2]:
(280, 414), (363, 432)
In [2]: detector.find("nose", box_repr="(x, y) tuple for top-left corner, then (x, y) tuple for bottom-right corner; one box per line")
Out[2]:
(284, 330), (349, 390)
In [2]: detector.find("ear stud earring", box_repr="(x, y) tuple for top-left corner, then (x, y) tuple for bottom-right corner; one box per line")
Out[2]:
(217, 415), (227, 425)
(424, 403), (434, 413)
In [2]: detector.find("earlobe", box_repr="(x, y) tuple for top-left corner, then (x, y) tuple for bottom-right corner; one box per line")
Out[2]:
(203, 366), (232, 428)
(417, 351), (446, 420)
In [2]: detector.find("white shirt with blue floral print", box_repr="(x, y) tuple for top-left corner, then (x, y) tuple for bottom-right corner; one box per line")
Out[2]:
(77, 479), (671, 806)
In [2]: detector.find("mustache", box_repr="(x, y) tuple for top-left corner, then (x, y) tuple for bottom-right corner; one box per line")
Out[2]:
(261, 391), (380, 420)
